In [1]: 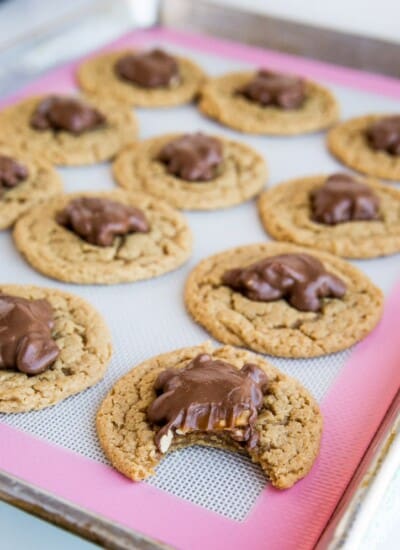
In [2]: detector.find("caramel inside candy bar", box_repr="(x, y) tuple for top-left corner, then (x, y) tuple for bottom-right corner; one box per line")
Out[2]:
(147, 353), (269, 453)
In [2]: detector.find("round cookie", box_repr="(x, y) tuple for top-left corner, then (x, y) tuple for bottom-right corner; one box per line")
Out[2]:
(0, 284), (112, 413)
(258, 174), (400, 258)
(77, 50), (206, 108)
(97, 342), (322, 489)
(198, 72), (339, 135)
(327, 114), (400, 181)
(0, 145), (62, 230)
(185, 242), (383, 358)
(13, 190), (192, 285)
(113, 133), (268, 210)
(0, 95), (138, 166)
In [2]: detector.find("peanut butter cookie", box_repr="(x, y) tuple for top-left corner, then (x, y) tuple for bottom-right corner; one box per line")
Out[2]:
(258, 173), (400, 258)
(0, 284), (112, 413)
(0, 95), (138, 166)
(185, 242), (383, 357)
(0, 145), (62, 230)
(113, 132), (268, 210)
(327, 114), (400, 181)
(97, 342), (322, 489)
(13, 190), (192, 284)
(77, 49), (206, 107)
(199, 71), (339, 135)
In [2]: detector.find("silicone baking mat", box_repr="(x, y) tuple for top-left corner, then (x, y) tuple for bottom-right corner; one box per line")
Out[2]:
(1, 27), (400, 550)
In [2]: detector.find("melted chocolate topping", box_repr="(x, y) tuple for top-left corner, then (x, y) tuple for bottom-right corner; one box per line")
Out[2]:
(311, 173), (380, 225)
(56, 197), (150, 247)
(222, 253), (346, 312)
(115, 49), (179, 89)
(30, 96), (105, 135)
(238, 70), (305, 109)
(0, 294), (60, 375)
(0, 155), (29, 196)
(157, 133), (223, 181)
(366, 116), (400, 156)
(148, 353), (269, 452)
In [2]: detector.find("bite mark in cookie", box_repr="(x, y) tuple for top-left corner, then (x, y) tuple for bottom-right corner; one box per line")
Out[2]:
(148, 353), (269, 452)
(96, 343), (323, 489)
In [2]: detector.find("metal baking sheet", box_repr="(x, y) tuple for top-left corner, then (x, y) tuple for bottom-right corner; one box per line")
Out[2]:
(0, 13), (400, 550)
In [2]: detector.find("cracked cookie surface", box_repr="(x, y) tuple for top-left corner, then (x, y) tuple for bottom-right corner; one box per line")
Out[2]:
(0, 95), (138, 166)
(77, 50), (206, 107)
(198, 72), (339, 135)
(258, 174), (400, 258)
(0, 145), (62, 230)
(113, 133), (268, 210)
(327, 115), (400, 181)
(0, 284), (112, 412)
(185, 243), (383, 357)
(96, 342), (322, 489)
(13, 190), (192, 284)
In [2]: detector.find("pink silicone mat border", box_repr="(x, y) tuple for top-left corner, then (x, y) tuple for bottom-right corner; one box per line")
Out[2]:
(1, 28), (400, 550)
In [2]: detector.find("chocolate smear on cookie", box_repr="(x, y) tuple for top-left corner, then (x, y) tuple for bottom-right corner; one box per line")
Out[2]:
(311, 173), (380, 225)
(223, 253), (346, 312)
(115, 49), (180, 89)
(148, 353), (269, 453)
(30, 96), (105, 135)
(238, 70), (305, 109)
(0, 155), (29, 196)
(366, 116), (400, 156)
(157, 133), (223, 181)
(0, 294), (60, 375)
(56, 197), (150, 247)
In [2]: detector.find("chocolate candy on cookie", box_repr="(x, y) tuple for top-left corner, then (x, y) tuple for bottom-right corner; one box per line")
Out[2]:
(113, 132), (267, 210)
(0, 294), (59, 375)
(327, 114), (400, 181)
(30, 96), (105, 135)
(0, 285), (112, 412)
(0, 155), (29, 196)
(366, 116), (400, 156)
(0, 146), (62, 230)
(157, 132), (223, 182)
(258, 173), (400, 258)
(185, 243), (383, 357)
(115, 49), (180, 89)
(77, 49), (205, 107)
(148, 353), (269, 452)
(238, 70), (305, 109)
(14, 190), (192, 284)
(0, 96), (137, 166)
(311, 173), (380, 225)
(199, 70), (339, 135)
(222, 253), (346, 312)
(97, 343), (323, 488)
(56, 197), (150, 247)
